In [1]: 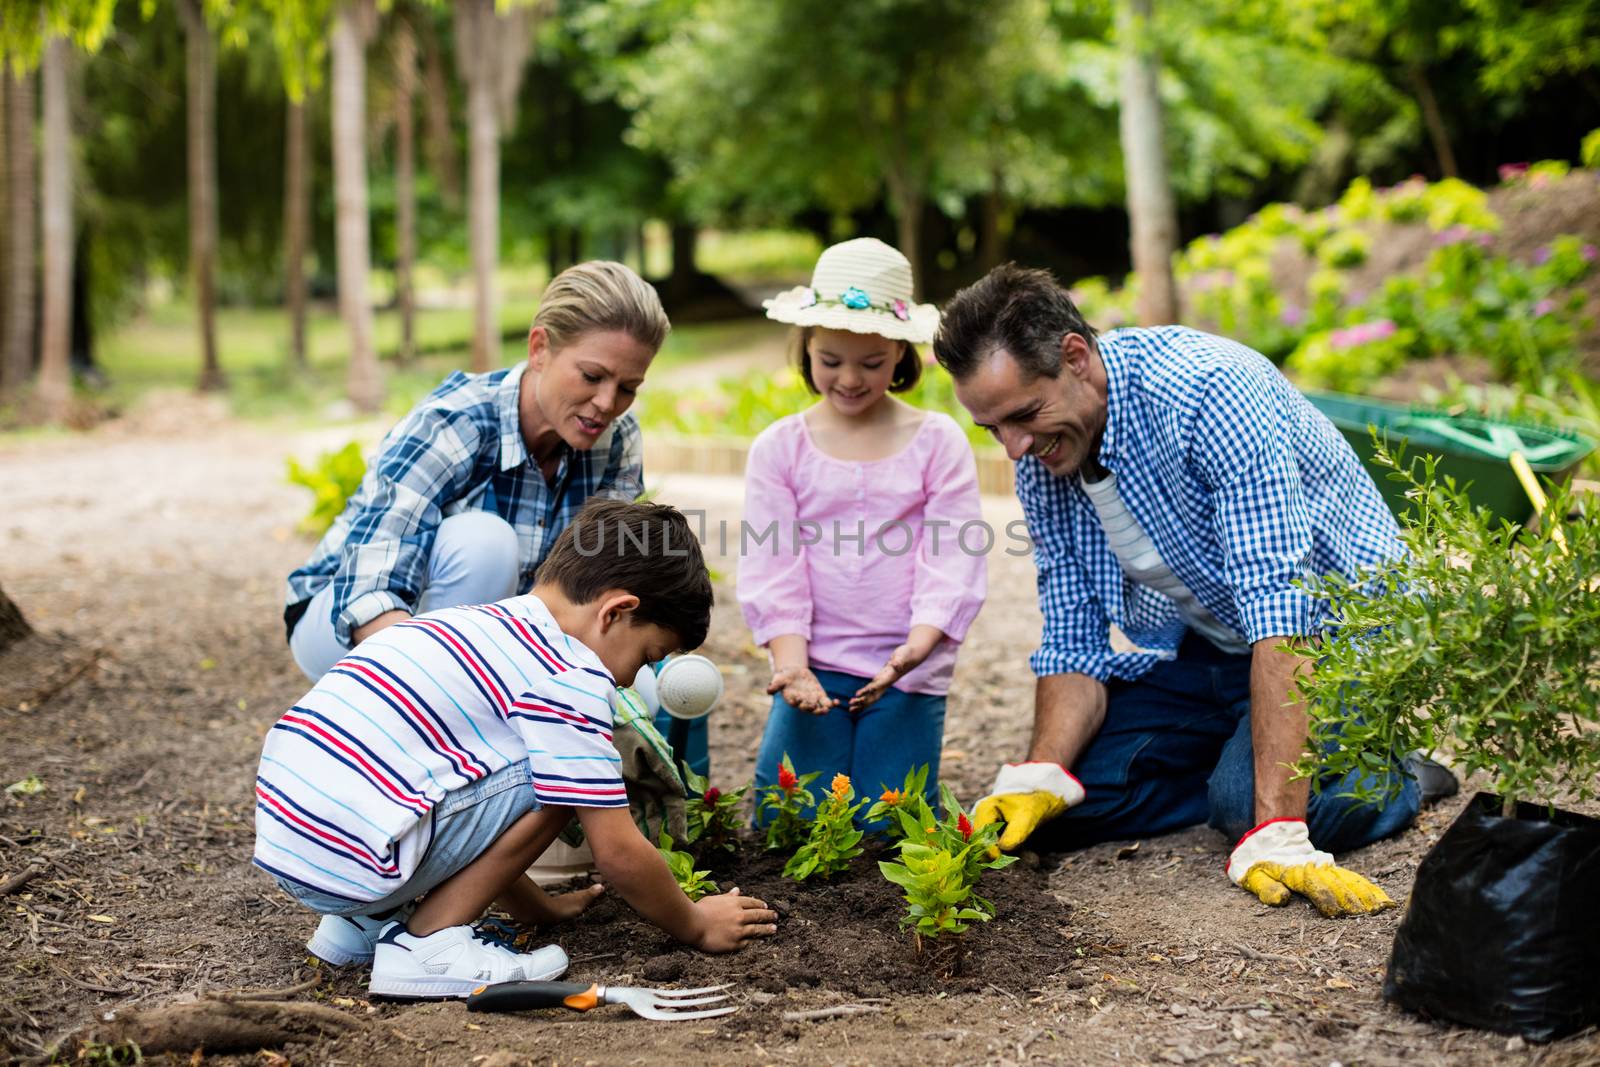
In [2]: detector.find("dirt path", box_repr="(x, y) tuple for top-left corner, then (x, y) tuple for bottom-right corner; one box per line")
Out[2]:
(2, 401), (1595, 1066)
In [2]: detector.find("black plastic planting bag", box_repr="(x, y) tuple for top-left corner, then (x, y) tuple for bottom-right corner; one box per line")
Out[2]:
(1384, 792), (1600, 1041)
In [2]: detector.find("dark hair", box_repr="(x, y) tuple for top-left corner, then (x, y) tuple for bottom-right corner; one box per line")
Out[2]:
(789, 326), (923, 394)
(933, 263), (1097, 381)
(535, 499), (712, 652)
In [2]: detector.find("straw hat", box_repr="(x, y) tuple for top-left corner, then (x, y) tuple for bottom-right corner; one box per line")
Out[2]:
(763, 238), (939, 344)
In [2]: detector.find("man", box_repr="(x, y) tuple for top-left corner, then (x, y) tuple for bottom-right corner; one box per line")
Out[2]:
(934, 264), (1454, 918)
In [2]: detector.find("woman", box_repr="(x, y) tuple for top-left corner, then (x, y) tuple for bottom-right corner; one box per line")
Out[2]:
(285, 260), (669, 681)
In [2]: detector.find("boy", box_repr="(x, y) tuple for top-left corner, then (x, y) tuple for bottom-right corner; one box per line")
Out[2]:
(254, 500), (777, 998)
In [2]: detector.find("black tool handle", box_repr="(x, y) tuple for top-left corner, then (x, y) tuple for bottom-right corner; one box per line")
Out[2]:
(466, 980), (601, 1013)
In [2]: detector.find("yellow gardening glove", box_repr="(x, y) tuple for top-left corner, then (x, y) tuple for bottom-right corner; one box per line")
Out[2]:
(1227, 819), (1396, 918)
(972, 762), (1086, 852)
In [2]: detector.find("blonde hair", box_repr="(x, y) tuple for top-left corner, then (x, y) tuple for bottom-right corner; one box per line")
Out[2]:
(533, 261), (670, 353)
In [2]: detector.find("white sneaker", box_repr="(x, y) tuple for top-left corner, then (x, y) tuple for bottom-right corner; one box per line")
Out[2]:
(306, 906), (414, 967)
(368, 922), (569, 999)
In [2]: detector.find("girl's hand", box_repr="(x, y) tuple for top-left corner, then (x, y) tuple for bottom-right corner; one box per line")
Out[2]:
(768, 665), (838, 715)
(850, 643), (927, 711)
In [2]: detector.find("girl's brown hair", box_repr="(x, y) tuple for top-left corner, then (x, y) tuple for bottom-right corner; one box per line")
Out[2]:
(788, 326), (923, 395)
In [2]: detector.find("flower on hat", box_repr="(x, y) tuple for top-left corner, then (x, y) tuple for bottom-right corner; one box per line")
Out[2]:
(798, 288), (818, 309)
(892, 299), (910, 321)
(840, 286), (871, 310)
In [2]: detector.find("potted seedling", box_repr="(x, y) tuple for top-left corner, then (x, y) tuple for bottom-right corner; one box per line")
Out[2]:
(683, 769), (749, 854)
(1296, 445), (1600, 1041)
(755, 754), (820, 851)
(863, 764), (930, 839)
(878, 788), (1015, 976)
(657, 831), (719, 901)
(784, 774), (865, 881)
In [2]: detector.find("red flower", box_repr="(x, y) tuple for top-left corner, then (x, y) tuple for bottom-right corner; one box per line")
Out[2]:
(704, 786), (721, 805)
(957, 813), (973, 840)
(778, 765), (798, 791)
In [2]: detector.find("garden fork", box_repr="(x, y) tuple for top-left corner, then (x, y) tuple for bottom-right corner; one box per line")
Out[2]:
(466, 979), (737, 1021)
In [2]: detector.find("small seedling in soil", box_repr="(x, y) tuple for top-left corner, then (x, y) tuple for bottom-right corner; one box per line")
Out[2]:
(863, 764), (929, 839)
(684, 769), (749, 853)
(755, 753), (819, 851)
(784, 774), (865, 881)
(658, 831), (719, 901)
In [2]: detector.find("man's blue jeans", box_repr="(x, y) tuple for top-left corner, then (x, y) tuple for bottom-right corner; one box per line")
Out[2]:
(1030, 633), (1420, 853)
(754, 668), (946, 830)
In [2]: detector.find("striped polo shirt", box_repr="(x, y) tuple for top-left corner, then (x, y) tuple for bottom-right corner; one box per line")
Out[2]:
(253, 594), (626, 904)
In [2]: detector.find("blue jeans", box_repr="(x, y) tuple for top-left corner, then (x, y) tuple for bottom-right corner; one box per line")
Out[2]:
(275, 760), (542, 917)
(1030, 634), (1420, 854)
(754, 668), (946, 830)
(290, 512), (522, 682)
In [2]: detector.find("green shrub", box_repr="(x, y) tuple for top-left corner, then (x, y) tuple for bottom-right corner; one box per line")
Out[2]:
(286, 441), (367, 536)
(1318, 229), (1371, 270)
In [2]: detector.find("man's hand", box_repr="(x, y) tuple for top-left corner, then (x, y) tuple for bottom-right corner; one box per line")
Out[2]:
(767, 665), (838, 715)
(971, 762), (1086, 851)
(691, 888), (779, 953)
(1227, 819), (1395, 918)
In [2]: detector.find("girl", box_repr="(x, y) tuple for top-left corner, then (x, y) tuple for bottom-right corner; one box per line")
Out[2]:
(738, 238), (987, 819)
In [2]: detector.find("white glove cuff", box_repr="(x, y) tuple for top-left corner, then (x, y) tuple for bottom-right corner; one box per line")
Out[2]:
(1226, 818), (1334, 885)
(988, 762), (1086, 809)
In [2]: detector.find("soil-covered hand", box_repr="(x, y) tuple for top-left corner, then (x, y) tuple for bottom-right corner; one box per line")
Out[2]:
(691, 887), (779, 953)
(848, 644), (925, 711)
(1227, 819), (1396, 917)
(767, 666), (838, 715)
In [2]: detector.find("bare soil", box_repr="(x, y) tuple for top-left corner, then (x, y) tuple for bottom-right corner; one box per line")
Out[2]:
(3, 400), (1598, 1066)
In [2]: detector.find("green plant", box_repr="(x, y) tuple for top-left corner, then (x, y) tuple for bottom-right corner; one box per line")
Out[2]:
(1583, 128), (1600, 170)
(1294, 443), (1600, 816)
(683, 769), (749, 853)
(286, 441), (367, 535)
(863, 764), (929, 838)
(658, 830), (719, 901)
(890, 784), (1015, 887)
(783, 773), (865, 881)
(754, 754), (819, 851)
(1318, 229), (1371, 270)
(878, 796), (1016, 940)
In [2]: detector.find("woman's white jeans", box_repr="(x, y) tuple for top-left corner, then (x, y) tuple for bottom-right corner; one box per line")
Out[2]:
(289, 512), (521, 682)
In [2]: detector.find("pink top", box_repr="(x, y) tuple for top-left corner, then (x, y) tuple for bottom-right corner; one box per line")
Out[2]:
(736, 411), (987, 696)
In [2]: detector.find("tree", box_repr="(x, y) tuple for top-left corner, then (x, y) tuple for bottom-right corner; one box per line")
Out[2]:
(1116, 0), (1179, 324)
(391, 6), (417, 365)
(331, 0), (380, 412)
(180, 0), (224, 391)
(2, 66), (35, 395)
(36, 36), (73, 421)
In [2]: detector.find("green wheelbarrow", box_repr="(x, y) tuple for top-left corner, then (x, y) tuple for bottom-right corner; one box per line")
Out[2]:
(1305, 390), (1596, 526)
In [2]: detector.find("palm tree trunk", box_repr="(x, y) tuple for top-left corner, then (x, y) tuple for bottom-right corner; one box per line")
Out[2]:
(458, 0), (499, 374)
(1117, 0), (1180, 326)
(1407, 64), (1458, 180)
(332, 0), (381, 413)
(417, 15), (460, 210)
(181, 0), (224, 392)
(37, 38), (73, 423)
(3, 68), (37, 395)
(284, 95), (310, 368)
(393, 14), (418, 367)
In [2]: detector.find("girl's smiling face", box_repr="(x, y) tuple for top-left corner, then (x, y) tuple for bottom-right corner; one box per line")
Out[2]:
(807, 328), (902, 417)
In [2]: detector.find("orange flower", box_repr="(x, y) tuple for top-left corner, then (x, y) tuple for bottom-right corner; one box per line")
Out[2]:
(830, 773), (851, 802)
(880, 788), (902, 805)
(778, 765), (798, 791)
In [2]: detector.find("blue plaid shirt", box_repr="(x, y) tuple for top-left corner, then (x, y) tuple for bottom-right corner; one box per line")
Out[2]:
(1018, 326), (1401, 682)
(286, 364), (644, 646)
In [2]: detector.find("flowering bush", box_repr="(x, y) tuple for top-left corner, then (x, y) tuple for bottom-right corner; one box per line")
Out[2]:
(879, 787), (1016, 942)
(658, 831), (719, 901)
(863, 764), (929, 838)
(783, 774), (865, 881)
(683, 769), (749, 854)
(755, 754), (820, 851)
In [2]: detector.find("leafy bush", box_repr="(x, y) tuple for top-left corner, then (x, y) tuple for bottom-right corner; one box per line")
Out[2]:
(683, 769), (749, 853)
(1318, 229), (1371, 270)
(754, 754), (819, 851)
(878, 786), (1015, 939)
(783, 774), (864, 881)
(286, 441), (366, 535)
(1583, 128), (1600, 171)
(1294, 444), (1600, 814)
(658, 830), (719, 901)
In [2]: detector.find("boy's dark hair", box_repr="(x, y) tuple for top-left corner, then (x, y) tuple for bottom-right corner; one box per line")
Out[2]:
(933, 263), (1097, 382)
(536, 499), (712, 652)
(789, 326), (923, 394)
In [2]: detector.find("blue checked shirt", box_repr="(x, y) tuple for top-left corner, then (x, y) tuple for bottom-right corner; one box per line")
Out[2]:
(286, 363), (643, 646)
(1017, 326), (1401, 682)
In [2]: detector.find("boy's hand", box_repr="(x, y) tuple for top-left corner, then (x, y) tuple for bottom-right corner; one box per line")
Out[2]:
(768, 666), (837, 715)
(691, 888), (779, 953)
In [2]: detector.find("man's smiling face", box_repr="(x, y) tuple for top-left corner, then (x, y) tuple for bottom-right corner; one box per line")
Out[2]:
(953, 334), (1108, 478)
